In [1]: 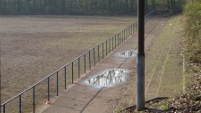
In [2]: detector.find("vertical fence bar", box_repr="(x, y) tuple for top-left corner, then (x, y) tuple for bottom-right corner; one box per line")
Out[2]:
(3, 105), (5, 113)
(102, 43), (104, 59)
(93, 48), (95, 66)
(136, 23), (137, 32)
(127, 27), (128, 38)
(98, 45), (100, 62)
(125, 28), (127, 39)
(112, 37), (114, 51)
(33, 86), (35, 113)
(109, 38), (111, 53)
(106, 40), (107, 56)
(132, 24), (133, 34)
(127, 27), (129, 37)
(130, 25), (131, 35)
(56, 71), (59, 96)
(115, 35), (116, 48)
(130, 25), (132, 35)
(118, 33), (120, 46)
(121, 31), (124, 43)
(71, 62), (74, 83)
(119, 33), (121, 44)
(117, 34), (119, 46)
(84, 54), (86, 73)
(78, 57), (80, 78)
(134, 23), (136, 32)
(121, 32), (122, 43)
(64, 66), (67, 89)
(121, 31), (122, 43)
(48, 77), (50, 101)
(89, 51), (91, 69)
(119, 33), (121, 45)
(19, 95), (22, 113)
(131, 25), (132, 34)
(124, 29), (126, 41)
(122, 31), (124, 42)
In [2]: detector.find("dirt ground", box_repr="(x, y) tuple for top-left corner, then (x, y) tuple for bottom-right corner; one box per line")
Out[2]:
(0, 14), (184, 113)
(0, 15), (135, 103)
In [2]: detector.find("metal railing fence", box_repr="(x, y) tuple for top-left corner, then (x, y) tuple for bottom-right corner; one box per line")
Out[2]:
(1, 11), (155, 113)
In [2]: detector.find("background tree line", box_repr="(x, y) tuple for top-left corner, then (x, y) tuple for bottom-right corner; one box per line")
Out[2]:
(0, 0), (156, 15)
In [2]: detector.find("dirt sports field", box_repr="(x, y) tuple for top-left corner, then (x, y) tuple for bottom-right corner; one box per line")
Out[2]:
(0, 16), (136, 103)
(1, 14), (184, 113)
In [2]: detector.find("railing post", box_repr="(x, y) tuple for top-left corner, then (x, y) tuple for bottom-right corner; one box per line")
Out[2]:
(130, 25), (131, 35)
(48, 77), (50, 101)
(118, 33), (121, 45)
(127, 27), (128, 38)
(56, 71), (59, 96)
(131, 24), (133, 34)
(93, 48), (95, 66)
(19, 95), (22, 113)
(124, 29), (126, 41)
(112, 36), (114, 51)
(119, 33), (121, 44)
(109, 38), (111, 53)
(106, 40), (107, 56)
(133, 24), (135, 33)
(71, 62), (74, 83)
(78, 57), (80, 78)
(84, 54), (86, 73)
(64, 66), (67, 89)
(33, 86), (35, 113)
(102, 43), (104, 59)
(89, 51), (91, 69)
(118, 33), (120, 46)
(121, 31), (123, 43)
(121, 31), (124, 43)
(3, 104), (6, 113)
(115, 35), (116, 48)
(121, 32), (123, 43)
(98, 45), (100, 62)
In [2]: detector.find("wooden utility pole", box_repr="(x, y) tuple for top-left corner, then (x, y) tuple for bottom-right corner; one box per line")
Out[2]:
(137, 0), (145, 111)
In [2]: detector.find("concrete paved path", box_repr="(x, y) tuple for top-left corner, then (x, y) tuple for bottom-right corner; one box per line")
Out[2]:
(39, 16), (169, 113)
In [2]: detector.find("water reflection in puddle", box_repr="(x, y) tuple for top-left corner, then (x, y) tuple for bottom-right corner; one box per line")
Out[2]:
(85, 68), (130, 88)
(115, 50), (137, 58)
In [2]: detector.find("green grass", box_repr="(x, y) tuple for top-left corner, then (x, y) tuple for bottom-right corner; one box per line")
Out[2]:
(145, 15), (184, 99)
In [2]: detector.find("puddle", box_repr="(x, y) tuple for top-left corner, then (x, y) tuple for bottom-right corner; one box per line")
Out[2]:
(85, 68), (130, 88)
(115, 50), (137, 58)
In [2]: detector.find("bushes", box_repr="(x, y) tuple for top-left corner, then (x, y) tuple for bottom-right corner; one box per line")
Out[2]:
(183, 0), (201, 64)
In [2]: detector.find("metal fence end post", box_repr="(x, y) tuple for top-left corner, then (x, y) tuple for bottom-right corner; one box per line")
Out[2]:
(56, 72), (59, 96)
